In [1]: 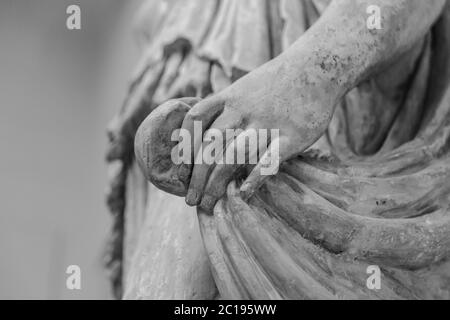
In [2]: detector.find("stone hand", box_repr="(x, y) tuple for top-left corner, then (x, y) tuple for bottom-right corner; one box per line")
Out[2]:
(178, 55), (340, 212)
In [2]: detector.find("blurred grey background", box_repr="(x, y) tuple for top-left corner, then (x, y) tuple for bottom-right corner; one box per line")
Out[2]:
(0, 0), (143, 299)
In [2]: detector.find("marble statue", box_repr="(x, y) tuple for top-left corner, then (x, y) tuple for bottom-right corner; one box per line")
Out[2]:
(106, 0), (450, 299)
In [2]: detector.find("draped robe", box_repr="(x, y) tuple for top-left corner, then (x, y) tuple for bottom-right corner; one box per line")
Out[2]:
(105, 0), (450, 299)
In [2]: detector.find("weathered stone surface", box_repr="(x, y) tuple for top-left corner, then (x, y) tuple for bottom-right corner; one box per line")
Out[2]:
(107, 0), (450, 299)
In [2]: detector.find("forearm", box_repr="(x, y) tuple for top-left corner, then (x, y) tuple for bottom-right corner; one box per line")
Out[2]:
(284, 0), (446, 98)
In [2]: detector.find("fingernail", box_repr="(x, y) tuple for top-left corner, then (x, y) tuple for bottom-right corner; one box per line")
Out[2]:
(186, 189), (199, 206)
(200, 194), (216, 213)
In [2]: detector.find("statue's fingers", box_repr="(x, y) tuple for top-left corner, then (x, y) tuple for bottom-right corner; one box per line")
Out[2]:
(240, 136), (291, 201)
(184, 142), (216, 206)
(199, 128), (259, 212)
(177, 95), (225, 182)
(185, 113), (243, 206)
